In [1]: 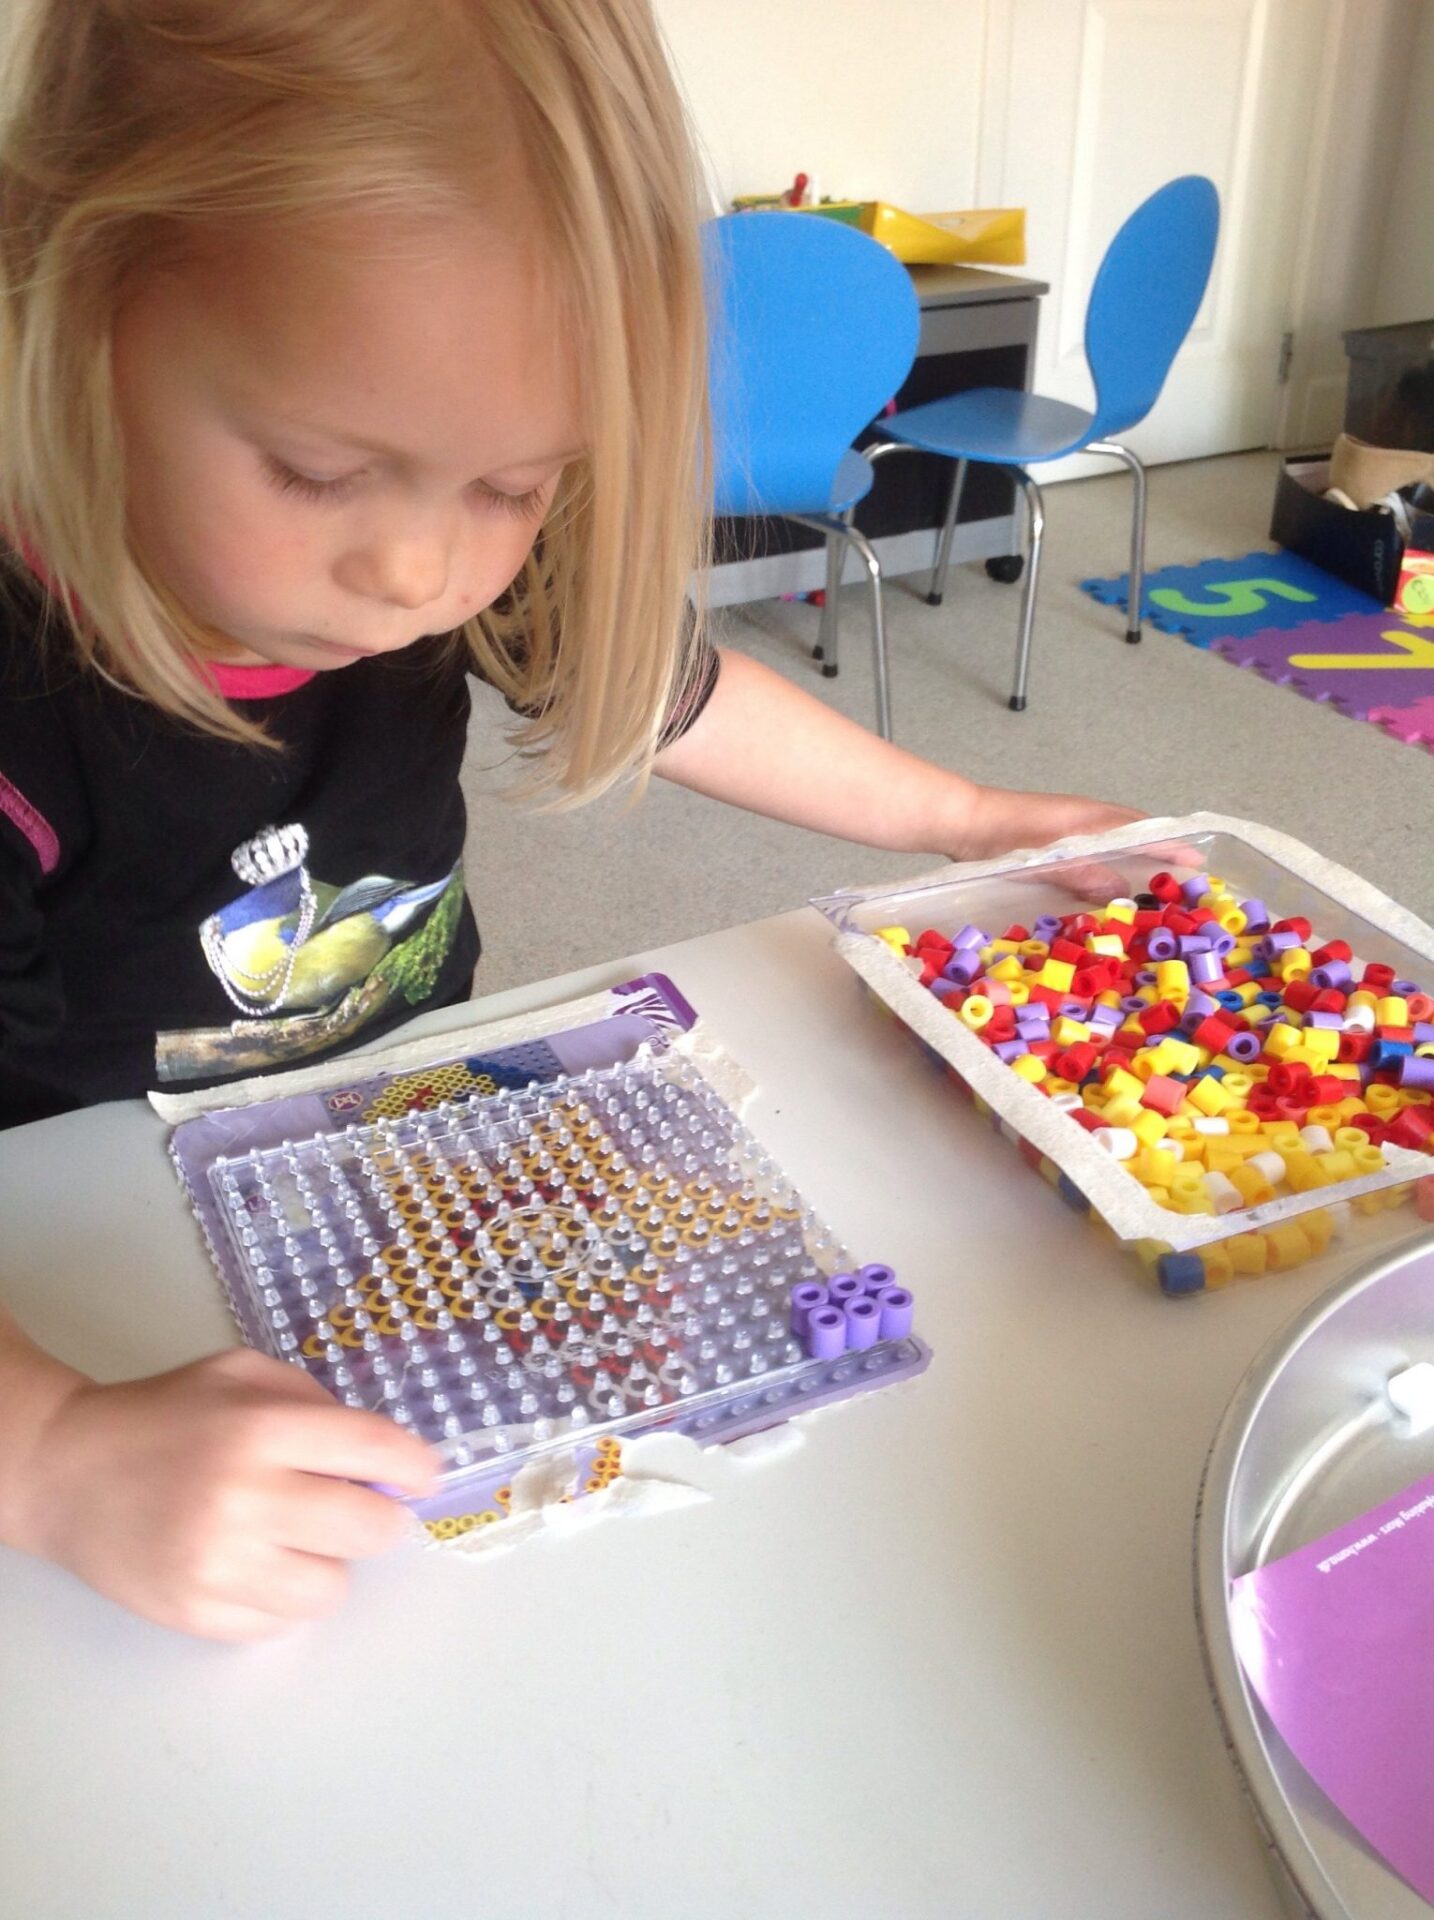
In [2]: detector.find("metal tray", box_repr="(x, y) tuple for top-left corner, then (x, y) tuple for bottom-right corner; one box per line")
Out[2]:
(1196, 1232), (1434, 1917)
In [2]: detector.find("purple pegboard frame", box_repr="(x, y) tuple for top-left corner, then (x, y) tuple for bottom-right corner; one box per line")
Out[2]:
(173, 991), (930, 1521)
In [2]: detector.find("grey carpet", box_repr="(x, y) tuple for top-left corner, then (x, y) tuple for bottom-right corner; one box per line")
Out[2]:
(462, 450), (1430, 993)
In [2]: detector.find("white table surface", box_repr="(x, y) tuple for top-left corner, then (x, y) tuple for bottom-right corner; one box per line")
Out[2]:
(0, 906), (1350, 1920)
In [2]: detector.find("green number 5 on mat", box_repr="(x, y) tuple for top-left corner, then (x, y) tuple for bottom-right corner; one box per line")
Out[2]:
(1150, 579), (1318, 618)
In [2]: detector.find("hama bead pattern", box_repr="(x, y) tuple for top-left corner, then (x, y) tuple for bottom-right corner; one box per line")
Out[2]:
(206, 1048), (928, 1500)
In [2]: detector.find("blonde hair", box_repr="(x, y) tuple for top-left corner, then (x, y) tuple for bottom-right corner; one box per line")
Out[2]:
(0, 0), (712, 802)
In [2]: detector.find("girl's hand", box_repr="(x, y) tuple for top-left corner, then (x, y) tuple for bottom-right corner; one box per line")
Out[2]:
(957, 789), (1146, 863)
(15, 1348), (437, 1641)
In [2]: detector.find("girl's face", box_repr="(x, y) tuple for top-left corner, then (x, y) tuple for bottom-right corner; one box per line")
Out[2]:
(112, 209), (583, 669)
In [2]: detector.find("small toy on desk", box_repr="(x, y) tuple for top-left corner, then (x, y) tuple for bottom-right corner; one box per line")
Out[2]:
(173, 998), (930, 1530)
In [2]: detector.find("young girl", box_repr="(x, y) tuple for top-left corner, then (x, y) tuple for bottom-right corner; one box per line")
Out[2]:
(0, 0), (1139, 1640)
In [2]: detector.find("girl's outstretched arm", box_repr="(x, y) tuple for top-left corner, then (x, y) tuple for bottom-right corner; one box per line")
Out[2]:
(654, 647), (1141, 859)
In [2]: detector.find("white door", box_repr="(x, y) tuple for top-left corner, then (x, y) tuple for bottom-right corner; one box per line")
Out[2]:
(977, 0), (1332, 475)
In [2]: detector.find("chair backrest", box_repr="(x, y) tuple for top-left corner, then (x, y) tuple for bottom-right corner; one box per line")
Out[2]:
(1086, 175), (1220, 441)
(702, 210), (920, 517)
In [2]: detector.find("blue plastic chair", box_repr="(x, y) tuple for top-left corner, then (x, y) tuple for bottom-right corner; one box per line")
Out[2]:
(703, 210), (920, 738)
(873, 176), (1220, 710)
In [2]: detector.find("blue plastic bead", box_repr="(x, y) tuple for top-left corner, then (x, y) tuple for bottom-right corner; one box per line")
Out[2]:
(1157, 1252), (1206, 1296)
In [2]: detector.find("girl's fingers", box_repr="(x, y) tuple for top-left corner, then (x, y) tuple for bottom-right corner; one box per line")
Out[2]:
(266, 1476), (414, 1561)
(249, 1400), (439, 1496)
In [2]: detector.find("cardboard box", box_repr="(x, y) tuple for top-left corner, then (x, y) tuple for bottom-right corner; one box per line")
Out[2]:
(1270, 457), (1434, 606)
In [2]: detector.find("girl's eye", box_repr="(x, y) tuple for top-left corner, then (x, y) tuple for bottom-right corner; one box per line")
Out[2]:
(262, 455), (360, 504)
(474, 482), (549, 522)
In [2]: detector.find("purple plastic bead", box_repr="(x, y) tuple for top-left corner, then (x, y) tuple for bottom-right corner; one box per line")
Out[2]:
(1181, 877), (1206, 907)
(1180, 934), (1214, 956)
(1226, 1031), (1262, 1063)
(1310, 961), (1352, 991)
(858, 1263), (898, 1292)
(942, 952), (982, 986)
(844, 1297), (882, 1351)
(1393, 979), (1421, 996)
(952, 923), (987, 951)
(993, 1040), (1029, 1064)
(876, 1286), (915, 1341)
(929, 977), (963, 1003)
(1146, 929), (1178, 961)
(1399, 1056), (1434, 1091)
(1305, 1010), (1343, 1029)
(1264, 929), (1300, 953)
(828, 1273), (865, 1308)
(1415, 1023), (1434, 1046)
(1190, 951), (1225, 985)
(789, 1281), (828, 1337)
(807, 1306), (847, 1360)
(1240, 898), (1270, 931)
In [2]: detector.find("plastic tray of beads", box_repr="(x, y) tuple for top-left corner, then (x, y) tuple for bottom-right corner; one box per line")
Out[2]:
(815, 816), (1434, 1298)
(173, 992), (929, 1518)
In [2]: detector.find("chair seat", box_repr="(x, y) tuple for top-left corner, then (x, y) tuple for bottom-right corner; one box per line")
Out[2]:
(828, 448), (876, 514)
(882, 386), (1096, 465)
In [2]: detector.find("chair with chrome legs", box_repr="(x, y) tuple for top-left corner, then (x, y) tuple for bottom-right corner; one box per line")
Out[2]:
(871, 175), (1219, 711)
(702, 210), (920, 740)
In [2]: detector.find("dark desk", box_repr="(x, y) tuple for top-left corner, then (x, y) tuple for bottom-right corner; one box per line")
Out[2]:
(708, 264), (1049, 607)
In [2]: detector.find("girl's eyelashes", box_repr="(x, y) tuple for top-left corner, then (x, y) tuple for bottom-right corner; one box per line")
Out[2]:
(475, 481), (550, 521)
(261, 454), (360, 503)
(260, 453), (551, 520)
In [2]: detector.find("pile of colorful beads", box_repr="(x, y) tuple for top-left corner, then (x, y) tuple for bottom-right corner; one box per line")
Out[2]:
(875, 870), (1434, 1294)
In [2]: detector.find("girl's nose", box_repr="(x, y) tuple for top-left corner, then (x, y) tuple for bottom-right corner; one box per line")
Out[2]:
(334, 531), (451, 611)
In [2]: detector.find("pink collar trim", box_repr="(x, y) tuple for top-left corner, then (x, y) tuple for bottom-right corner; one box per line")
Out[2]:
(203, 660), (317, 700)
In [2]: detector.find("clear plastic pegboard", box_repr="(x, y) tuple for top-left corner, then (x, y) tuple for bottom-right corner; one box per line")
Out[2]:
(202, 1046), (929, 1505)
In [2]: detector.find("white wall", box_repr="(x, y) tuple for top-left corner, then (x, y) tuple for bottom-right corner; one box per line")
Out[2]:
(655, 0), (987, 216)
(1274, 0), (1415, 449)
(1373, 2), (1434, 326)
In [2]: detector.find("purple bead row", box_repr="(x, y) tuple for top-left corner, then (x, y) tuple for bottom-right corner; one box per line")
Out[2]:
(790, 1264), (915, 1358)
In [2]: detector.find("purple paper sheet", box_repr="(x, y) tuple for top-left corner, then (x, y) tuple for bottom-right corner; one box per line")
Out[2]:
(1229, 1469), (1434, 1903)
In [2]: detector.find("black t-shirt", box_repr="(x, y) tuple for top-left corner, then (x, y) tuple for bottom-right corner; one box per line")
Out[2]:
(0, 578), (717, 1126)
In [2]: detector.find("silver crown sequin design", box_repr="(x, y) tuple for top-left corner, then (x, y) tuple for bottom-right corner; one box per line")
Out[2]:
(231, 823), (310, 888)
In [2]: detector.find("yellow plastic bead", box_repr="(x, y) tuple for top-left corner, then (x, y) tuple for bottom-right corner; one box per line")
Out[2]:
(874, 925), (910, 951)
(1155, 960), (1190, 998)
(1131, 1109), (1170, 1146)
(1037, 958), (1076, 992)
(959, 995), (993, 1031)
(1264, 1221), (1313, 1270)
(1201, 1242), (1236, 1288)
(1227, 1232), (1269, 1275)
(1010, 1053), (1047, 1085)
(1228, 1163), (1275, 1207)
(1378, 995), (1409, 1026)
(1188, 1076), (1234, 1117)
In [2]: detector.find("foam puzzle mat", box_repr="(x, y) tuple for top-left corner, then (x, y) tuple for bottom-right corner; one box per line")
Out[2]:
(1081, 550), (1381, 647)
(1211, 612), (1434, 751)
